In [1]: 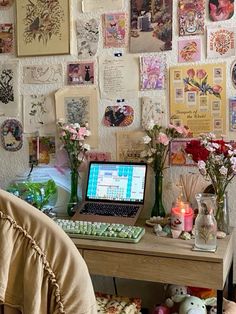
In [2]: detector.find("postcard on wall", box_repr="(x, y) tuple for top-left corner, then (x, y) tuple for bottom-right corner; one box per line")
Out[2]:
(16, 0), (70, 57)
(207, 26), (236, 58)
(67, 61), (94, 85)
(55, 87), (98, 148)
(178, 0), (205, 36)
(116, 130), (146, 162)
(170, 140), (196, 166)
(0, 24), (13, 53)
(130, 0), (172, 53)
(169, 64), (226, 137)
(76, 18), (99, 59)
(178, 38), (201, 63)
(23, 94), (56, 134)
(23, 65), (63, 84)
(140, 55), (166, 90)
(1, 119), (23, 152)
(99, 55), (139, 98)
(82, 0), (124, 12)
(28, 135), (56, 165)
(103, 13), (127, 48)
(209, 0), (234, 21)
(0, 61), (19, 117)
(229, 97), (236, 131)
(103, 105), (134, 127)
(141, 96), (165, 128)
(86, 151), (112, 162)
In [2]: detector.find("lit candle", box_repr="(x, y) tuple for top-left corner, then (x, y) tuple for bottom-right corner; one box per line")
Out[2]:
(171, 202), (193, 232)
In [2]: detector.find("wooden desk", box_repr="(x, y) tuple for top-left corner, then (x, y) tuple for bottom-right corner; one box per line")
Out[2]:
(72, 225), (234, 313)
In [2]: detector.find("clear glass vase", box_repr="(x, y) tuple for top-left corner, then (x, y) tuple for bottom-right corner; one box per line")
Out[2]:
(215, 192), (230, 234)
(194, 193), (217, 251)
(151, 173), (166, 217)
(67, 169), (81, 217)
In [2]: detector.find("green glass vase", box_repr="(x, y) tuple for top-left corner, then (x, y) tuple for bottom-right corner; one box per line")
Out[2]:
(67, 169), (80, 217)
(215, 192), (230, 234)
(151, 173), (166, 217)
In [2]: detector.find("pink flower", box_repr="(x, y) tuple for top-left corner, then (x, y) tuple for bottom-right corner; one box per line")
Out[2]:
(187, 68), (195, 78)
(196, 69), (207, 80)
(158, 132), (169, 146)
(212, 85), (222, 94)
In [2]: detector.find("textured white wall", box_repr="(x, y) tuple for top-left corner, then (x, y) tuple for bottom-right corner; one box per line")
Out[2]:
(0, 0), (236, 306)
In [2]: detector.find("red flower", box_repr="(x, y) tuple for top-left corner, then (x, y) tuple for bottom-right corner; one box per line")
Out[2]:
(185, 140), (210, 162)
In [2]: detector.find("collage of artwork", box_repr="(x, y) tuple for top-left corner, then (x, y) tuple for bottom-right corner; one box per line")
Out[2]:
(0, 0), (236, 168)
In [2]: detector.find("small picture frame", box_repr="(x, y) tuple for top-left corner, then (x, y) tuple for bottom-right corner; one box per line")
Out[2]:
(170, 139), (196, 166)
(16, 0), (70, 57)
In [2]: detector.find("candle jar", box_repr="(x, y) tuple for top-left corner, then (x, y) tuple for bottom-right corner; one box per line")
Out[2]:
(194, 193), (217, 251)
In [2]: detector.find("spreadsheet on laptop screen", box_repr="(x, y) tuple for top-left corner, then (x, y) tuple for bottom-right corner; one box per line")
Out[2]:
(86, 162), (147, 203)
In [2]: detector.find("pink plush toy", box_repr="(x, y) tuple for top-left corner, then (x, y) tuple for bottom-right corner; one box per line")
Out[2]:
(152, 305), (170, 314)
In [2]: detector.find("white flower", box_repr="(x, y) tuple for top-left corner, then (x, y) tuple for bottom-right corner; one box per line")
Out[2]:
(206, 144), (215, 152)
(230, 156), (236, 165)
(147, 157), (154, 164)
(83, 143), (90, 151)
(198, 160), (206, 169)
(140, 150), (148, 158)
(143, 135), (152, 144)
(73, 123), (80, 128)
(212, 142), (220, 149)
(219, 166), (228, 176)
(145, 119), (155, 130)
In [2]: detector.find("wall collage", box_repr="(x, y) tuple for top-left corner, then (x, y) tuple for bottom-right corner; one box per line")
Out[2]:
(0, 0), (236, 214)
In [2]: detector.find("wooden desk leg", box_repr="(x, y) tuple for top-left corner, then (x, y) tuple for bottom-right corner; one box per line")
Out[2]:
(227, 260), (234, 301)
(217, 290), (223, 314)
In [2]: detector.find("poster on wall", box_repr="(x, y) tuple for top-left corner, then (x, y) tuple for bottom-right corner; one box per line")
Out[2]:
(207, 26), (236, 58)
(103, 13), (127, 48)
(67, 61), (95, 85)
(0, 24), (13, 53)
(0, 61), (19, 117)
(141, 96), (165, 128)
(55, 87), (98, 148)
(16, 0), (70, 57)
(129, 0), (172, 53)
(1, 119), (23, 152)
(169, 63), (226, 137)
(178, 0), (205, 36)
(178, 38), (201, 63)
(103, 104), (134, 127)
(23, 65), (63, 84)
(209, 0), (234, 21)
(140, 55), (166, 90)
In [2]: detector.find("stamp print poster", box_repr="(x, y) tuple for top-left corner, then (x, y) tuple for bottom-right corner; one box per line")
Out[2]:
(169, 64), (226, 137)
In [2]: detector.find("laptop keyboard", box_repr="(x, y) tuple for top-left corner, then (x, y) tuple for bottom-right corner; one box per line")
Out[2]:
(56, 219), (145, 243)
(80, 202), (140, 217)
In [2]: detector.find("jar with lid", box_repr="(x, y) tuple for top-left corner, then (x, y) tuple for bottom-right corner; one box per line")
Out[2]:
(194, 193), (217, 251)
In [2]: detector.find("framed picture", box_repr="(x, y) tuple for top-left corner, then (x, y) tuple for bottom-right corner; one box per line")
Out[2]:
(55, 86), (98, 148)
(170, 140), (196, 166)
(16, 0), (70, 57)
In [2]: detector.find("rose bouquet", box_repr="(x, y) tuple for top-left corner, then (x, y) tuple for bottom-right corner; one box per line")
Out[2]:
(185, 133), (236, 232)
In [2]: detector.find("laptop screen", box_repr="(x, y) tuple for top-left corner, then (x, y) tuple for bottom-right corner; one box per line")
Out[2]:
(85, 162), (147, 204)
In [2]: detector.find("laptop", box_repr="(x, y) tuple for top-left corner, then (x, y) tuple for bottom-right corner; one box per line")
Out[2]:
(73, 161), (147, 225)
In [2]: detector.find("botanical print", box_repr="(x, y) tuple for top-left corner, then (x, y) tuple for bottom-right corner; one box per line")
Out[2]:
(0, 62), (19, 117)
(103, 105), (134, 127)
(0, 0), (13, 8)
(178, 0), (205, 36)
(23, 94), (56, 133)
(229, 97), (236, 131)
(140, 55), (166, 90)
(1, 119), (23, 152)
(28, 136), (56, 165)
(16, 0), (70, 56)
(23, 65), (62, 84)
(141, 96), (164, 128)
(76, 18), (99, 59)
(207, 26), (236, 58)
(130, 0), (172, 53)
(209, 0), (234, 21)
(178, 38), (201, 63)
(169, 64), (226, 137)
(103, 13), (126, 48)
(0, 24), (13, 53)
(67, 62), (94, 85)
(64, 97), (89, 125)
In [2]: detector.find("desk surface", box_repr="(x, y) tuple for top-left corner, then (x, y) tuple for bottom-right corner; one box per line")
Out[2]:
(72, 224), (234, 290)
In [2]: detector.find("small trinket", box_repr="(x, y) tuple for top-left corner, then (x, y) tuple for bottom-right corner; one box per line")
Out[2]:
(180, 231), (191, 240)
(217, 231), (226, 239)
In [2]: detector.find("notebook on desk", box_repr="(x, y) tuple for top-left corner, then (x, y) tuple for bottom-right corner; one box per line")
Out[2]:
(73, 161), (147, 225)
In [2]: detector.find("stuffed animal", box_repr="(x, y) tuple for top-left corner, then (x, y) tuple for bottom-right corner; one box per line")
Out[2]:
(208, 298), (236, 314)
(152, 305), (170, 314)
(164, 284), (188, 312)
(172, 295), (216, 314)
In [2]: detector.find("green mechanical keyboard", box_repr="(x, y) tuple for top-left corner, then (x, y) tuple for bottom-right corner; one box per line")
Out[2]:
(56, 219), (145, 243)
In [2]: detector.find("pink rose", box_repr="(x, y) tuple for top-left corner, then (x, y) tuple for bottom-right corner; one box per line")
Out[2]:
(187, 68), (195, 78)
(196, 69), (207, 80)
(158, 132), (169, 146)
(212, 85), (222, 93)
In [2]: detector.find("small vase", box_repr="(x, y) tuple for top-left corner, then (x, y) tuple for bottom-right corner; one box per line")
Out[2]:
(215, 192), (230, 234)
(67, 169), (80, 217)
(151, 173), (165, 217)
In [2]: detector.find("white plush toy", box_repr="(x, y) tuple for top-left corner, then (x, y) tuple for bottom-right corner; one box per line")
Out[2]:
(172, 295), (215, 314)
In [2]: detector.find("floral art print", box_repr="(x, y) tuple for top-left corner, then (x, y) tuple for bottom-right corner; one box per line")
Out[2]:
(207, 26), (236, 58)
(178, 0), (205, 36)
(23, 64), (63, 84)
(140, 56), (166, 90)
(1, 119), (23, 151)
(65, 97), (89, 125)
(141, 97), (165, 128)
(209, 0), (234, 21)
(0, 24), (13, 53)
(130, 0), (172, 53)
(76, 18), (99, 59)
(67, 62), (94, 85)
(178, 38), (201, 63)
(103, 105), (134, 127)
(103, 13), (127, 48)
